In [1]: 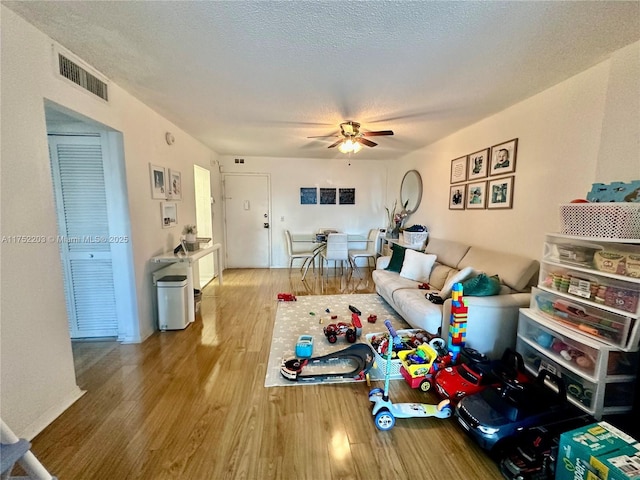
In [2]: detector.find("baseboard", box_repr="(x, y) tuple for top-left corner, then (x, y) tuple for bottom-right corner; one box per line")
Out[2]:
(21, 386), (86, 440)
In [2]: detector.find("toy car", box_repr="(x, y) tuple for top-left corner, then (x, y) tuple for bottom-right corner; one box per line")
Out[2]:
(398, 339), (452, 392)
(323, 314), (362, 343)
(434, 348), (529, 403)
(455, 369), (585, 455)
(277, 293), (297, 301)
(498, 414), (595, 480)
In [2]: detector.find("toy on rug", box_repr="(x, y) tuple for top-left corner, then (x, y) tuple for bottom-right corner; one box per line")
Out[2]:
(277, 293), (296, 301)
(323, 312), (362, 343)
(295, 335), (314, 358)
(280, 343), (375, 383)
(368, 320), (452, 431)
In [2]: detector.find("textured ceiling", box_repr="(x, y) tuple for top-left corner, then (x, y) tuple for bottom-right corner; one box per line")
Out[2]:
(4, 1), (640, 160)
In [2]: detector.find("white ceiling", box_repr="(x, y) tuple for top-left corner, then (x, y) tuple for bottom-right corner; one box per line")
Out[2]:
(4, 1), (640, 160)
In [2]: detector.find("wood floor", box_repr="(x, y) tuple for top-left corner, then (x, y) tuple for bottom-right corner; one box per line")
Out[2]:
(30, 267), (502, 479)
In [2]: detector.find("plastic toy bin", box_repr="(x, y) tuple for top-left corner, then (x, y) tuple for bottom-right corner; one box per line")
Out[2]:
(366, 329), (427, 380)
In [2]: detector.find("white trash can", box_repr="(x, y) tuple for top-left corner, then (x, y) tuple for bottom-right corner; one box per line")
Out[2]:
(157, 275), (189, 331)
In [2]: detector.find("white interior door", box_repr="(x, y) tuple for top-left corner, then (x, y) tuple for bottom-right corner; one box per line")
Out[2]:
(48, 134), (118, 338)
(194, 165), (215, 286)
(223, 174), (270, 268)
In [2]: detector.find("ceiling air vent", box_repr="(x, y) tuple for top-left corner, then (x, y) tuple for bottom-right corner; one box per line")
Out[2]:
(58, 53), (108, 101)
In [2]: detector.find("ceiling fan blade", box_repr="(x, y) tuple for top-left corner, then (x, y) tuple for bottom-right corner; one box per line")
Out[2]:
(361, 130), (394, 137)
(327, 139), (343, 149)
(358, 137), (377, 148)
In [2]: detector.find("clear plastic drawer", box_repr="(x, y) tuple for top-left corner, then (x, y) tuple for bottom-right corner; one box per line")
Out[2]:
(518, 313), (638, 378)
(517, 339), (635, 413)
(539, 263), (639, 315)
(543, 235), (640, 279)
(531, 287), (634, 349)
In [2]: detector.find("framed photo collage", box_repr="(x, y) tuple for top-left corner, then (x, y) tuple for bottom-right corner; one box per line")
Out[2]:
(449, 138), (517, 210)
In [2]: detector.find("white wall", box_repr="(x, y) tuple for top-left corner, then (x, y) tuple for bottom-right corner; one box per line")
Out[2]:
(219, 156), (390, 267)
(0, 7), (220, 437)
(393, 41), (640, 261)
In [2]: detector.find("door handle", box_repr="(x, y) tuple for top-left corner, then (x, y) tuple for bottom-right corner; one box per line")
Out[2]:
(263, 223), (269, 228)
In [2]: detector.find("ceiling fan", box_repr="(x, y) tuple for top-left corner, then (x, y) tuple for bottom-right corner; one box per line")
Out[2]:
(307, 121), (394, 153)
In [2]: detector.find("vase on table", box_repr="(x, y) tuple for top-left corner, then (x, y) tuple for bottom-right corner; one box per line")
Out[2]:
(386, 223), (400, 239)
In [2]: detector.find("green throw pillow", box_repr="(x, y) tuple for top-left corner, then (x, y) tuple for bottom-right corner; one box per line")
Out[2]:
(385, 243), (407, 273)
(461, 273), (501, 296)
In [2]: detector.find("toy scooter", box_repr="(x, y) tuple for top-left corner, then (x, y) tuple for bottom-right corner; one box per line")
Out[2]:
(368, 320), (452, 431)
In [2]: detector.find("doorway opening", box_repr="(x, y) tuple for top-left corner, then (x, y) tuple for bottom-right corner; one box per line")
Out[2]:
(45, 102), (138, 345)
(194, 165), (215, 287)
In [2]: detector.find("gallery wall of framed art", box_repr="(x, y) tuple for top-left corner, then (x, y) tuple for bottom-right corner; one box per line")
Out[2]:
(448, 138), (518, 210)
(299, 187), (356, 205)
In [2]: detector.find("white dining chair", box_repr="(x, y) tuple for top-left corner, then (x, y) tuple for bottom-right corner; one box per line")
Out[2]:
(320, 233), (351, 275)
(284, 230), (315, 276)
(349, 228), (380, 271)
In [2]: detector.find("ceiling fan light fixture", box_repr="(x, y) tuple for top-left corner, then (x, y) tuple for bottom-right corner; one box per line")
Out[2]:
(338, 138), (361, 154)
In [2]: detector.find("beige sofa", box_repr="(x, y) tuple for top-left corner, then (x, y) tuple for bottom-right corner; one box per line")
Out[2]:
(372, 237), (539, 359)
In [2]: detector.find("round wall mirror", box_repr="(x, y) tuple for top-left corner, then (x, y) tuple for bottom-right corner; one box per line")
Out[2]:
(400, 170), (423, 214)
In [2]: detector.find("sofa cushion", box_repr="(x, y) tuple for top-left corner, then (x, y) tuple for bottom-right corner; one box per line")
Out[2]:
(424, 237), (470, 269)
(392, 288), (443, 334)
(462, 273), (502, 296)
(440, 266), (476, 299)
(458, 247), (539, 292)
(428, 263), (456, 290)
(372, 268), (420, 295)
(399, 250), (437, 282)
(385, 243), (407, 273)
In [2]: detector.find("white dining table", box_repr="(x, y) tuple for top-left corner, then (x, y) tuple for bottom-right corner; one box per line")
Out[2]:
(290, 233), (371, 279)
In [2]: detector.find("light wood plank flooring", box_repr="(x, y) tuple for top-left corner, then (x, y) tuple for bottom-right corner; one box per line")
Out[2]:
(30, 267), (502, 479)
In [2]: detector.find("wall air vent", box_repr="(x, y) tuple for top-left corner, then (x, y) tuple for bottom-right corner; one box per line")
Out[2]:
(58, 53), (108, 101)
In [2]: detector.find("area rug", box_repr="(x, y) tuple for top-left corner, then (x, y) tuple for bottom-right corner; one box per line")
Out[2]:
(264, 294), (410, 387)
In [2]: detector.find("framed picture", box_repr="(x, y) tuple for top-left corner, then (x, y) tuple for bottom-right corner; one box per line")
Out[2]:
(300, 187), (317, 205)
(161, 202), (178, 228)
(487, 176), (514, 209)
(339, 188), (355, 205)
(466, 181), (487, 209)
(449, 185), (466, 210)
(149, 163), (166, 199)
(450, 156), (468, 184)
(490, 138), (518, 175)
(467, 148), (489, 180)
(320, 188), (336, 205)
(168, 169), (182, 200)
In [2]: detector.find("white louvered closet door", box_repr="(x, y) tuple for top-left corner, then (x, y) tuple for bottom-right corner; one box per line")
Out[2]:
(49, 135), (118, 338)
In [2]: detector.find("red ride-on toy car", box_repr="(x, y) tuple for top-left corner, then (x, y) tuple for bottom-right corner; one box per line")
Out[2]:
(323, 313), (362, 343)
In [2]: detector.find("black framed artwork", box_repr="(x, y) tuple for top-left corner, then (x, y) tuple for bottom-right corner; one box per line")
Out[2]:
(320, 188), (336, 205)
(339, 188), (355, 205)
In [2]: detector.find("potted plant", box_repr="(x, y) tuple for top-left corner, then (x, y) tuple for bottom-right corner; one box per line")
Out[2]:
(182, 224), (197, 244)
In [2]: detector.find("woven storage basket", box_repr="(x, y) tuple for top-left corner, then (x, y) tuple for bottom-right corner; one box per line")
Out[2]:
(559, 203), (640, 239)
(402, 231), (429, 246)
